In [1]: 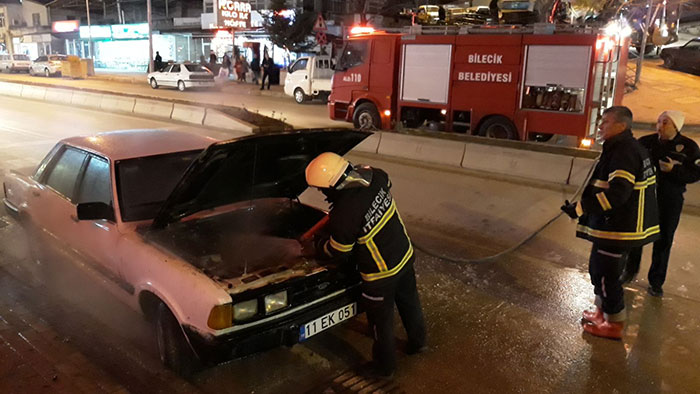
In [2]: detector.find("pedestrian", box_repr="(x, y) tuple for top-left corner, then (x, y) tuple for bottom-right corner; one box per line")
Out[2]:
(489, 0), (500, 24)
(622, 111), (700, 297)
(561, 106), (659, 340)
(304, 152), (427, 379)
(154, 51), (163, 71)
(222, 54), (231, 74)
(209, 50), (217, 65)
(438, 6), (446, 23)
(238, 55), (249, 83)
(260, 50), (272, 90)
(251, 53), (261, 85)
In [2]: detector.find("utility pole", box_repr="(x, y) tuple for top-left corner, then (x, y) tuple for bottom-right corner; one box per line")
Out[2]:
(634, 0), (655, 86)
(85, 0), (93, 59)
(148, 0), (153, 72)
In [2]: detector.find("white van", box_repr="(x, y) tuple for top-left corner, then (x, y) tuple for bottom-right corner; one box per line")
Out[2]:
(284, 55), (333, 104)
(0, 54), (32, 73)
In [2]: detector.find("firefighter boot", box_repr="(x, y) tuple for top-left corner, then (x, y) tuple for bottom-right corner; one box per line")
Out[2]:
(581, 307), (604, 325)
(583, 319), (624, 340)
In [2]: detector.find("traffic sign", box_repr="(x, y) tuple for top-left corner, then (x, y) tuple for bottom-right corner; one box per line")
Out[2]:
(313, 13), (327, 32)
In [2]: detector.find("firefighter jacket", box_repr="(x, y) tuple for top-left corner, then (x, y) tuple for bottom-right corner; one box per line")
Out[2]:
(577, 130), (660, 248)
(319, 168), (413, 282)
(638, 132), (700, 196)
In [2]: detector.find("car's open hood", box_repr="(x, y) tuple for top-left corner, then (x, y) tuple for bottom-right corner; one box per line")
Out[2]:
(151, 129), (369, 229)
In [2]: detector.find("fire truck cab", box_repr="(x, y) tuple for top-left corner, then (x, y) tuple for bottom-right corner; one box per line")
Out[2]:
(329, 26), (629, 143)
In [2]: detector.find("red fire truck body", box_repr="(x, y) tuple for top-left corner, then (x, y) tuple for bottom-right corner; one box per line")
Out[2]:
(329, 27), (629, 142)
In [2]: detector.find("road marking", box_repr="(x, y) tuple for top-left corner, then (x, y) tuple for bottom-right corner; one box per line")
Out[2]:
(0, 140), (56, 150)
(0, 124), (48, 139)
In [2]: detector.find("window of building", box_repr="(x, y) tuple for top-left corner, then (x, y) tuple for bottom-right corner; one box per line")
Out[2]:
(32, 13), (41, 27)
(204, 0), (214, 13)
(0, 13), (5, 28)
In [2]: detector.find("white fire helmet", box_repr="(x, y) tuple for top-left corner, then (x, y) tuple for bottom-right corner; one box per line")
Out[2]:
(305, 152), (350, 189)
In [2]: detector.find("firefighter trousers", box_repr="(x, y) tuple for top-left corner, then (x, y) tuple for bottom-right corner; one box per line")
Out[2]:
(589, 244), (628, 321)
(360, 258), (426, 375)
(626, 191), (684, 289)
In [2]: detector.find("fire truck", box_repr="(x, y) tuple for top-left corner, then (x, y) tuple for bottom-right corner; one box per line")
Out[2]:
(329, 25), (630, 145)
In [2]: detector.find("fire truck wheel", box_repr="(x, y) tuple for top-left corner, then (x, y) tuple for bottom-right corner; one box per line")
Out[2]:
(353, 103), (381, 130)
(478, 116), (517, 140)
(294, 88), (308, 104)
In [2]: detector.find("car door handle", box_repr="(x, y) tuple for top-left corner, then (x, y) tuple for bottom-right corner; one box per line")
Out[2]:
(31, 190), (40, 197)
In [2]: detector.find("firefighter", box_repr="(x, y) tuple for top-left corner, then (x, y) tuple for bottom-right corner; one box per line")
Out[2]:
(623, 111), (700, 297)
(305, 152), (426, 379)
(561, 106), (659, 340)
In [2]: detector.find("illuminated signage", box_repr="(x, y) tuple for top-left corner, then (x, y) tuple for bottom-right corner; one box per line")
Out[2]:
(79, 25), (112, 39)
(111, 23), (149, 39)
(217, 0), (251, 29)
(52, 20), (80, 33)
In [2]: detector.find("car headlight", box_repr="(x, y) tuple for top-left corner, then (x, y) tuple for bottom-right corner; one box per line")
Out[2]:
(265, 290), (288, 314)
(233, 299), (258, 321)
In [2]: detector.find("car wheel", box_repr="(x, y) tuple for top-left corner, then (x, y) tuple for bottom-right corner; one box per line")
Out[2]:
(294, 88), (307, 104)
(662, 55), (675, 69)
(44, 68), (51, 78)
(478, 116), (518, 139)
(353, 102), (381, 130)
(150, 78), (159, 89)
(155, 302), (200, 376)
(28, 68), (34, 76)
(177, 80), (186, 92)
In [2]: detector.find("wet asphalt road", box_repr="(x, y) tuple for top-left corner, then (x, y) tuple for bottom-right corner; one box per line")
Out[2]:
(1, 95), (700, 393)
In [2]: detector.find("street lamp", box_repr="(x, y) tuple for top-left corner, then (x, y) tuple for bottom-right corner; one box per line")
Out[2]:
(148, 0), (153, 72)
(85, 0), (93, 59)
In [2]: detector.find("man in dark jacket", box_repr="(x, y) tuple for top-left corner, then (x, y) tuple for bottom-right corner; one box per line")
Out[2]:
(260, 51), (272, 90)
(561, 106), (659, 340)
(623, 111), (700, 296)
(305, 152), (426, 379)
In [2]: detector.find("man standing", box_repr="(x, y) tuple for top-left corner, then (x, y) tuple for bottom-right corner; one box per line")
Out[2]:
(489, 0), (500, 24)
(561, 106), (659, 340)
(623, 111), (700, 297)
(154, 51), (163, 71)
(305, 152), (426, 379)
(260, 50), (272, 90)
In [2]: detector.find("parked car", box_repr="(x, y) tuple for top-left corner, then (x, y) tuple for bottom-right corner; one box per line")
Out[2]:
(0, 53), (31, 73)
(30, 55), (68, 77)
(147, 63), (215, 91)
(284, 55), (333, 104)
(660, 38), (700, 75)
(3, 129), (368, 375)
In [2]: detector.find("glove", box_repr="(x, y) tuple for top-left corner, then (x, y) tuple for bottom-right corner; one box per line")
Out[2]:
(561, 200), (579, 219)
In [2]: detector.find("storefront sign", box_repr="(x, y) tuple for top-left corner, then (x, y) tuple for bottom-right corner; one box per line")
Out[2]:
(111, 23), (149, 39)
(52, 20), (80, 33)
(79, 25), (112, 39)
(217, 0), (251, 29)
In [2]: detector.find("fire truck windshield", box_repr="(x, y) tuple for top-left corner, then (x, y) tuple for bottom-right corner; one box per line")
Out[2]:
(337, 40), (368, 71)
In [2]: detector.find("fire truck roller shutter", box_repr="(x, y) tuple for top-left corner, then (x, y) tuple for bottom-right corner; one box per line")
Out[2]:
(477, 115), (518, 140)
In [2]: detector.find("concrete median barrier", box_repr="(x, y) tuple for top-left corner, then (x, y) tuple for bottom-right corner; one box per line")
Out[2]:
(569, 157), (597, 188)
(19, 85), (46, 101)
(203, 109), (255, 136)
(71, 91), (104, 109)
(44, 87), (74, 105)
(171, 103), (206, 125)
(462, 143), (572, 184)
(378, 132), (466, 167)
(0, 81), (23, 97)
(133, 98), (174, 118)
(100, 94), (136, 114)
(352, 132), (382, 154)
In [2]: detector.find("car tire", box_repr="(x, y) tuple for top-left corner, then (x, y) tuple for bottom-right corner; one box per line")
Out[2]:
(478, 116), (518, 139)
(44, 68), (51, 78)
(28, 68), (34, 76)
(294, 87), (308, 104)
(662, 55), (675, 69)
(177, 80), (186, 92)
(150, 78), (159, 89)
(353, 102), (381, 130)
(155, 301), (200, 376)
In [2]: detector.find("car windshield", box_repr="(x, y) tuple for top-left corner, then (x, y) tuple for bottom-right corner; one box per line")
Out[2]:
(116, 150), (203, 222)
(14, 55), (30, 61)
(185, 64), (210, 73)
(337, 40), (368, 71)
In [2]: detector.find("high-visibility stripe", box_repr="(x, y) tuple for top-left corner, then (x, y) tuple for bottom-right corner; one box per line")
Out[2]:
(634, 176), (656, 190)
(608, 170), (635, 184)
(358, 200), (396, 244)
(366, 238), (388, 272)
(576, 224), (660, 241)
(596, 192), (612, 211)
(362, 244), (413, 281)
(592, 179), (610, 189)
(637, 188), (645, 232)
(323, 241), (332, 257)
(329, 236), (354, 252)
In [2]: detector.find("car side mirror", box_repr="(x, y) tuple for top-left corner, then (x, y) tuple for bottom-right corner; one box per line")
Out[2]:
(77, 202), (115, 222)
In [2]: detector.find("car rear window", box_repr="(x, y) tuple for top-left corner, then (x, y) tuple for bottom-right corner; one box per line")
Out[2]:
(116, 150), (203, 222)
(184, 64), (210, 73)
(14, 55), (30, 61)
(49, 55), (67, 61)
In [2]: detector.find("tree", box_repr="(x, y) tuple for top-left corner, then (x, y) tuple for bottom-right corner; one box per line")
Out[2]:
(263, 0), (317, 53)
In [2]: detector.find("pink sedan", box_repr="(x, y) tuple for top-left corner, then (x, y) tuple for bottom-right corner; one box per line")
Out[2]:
(3, 128), (368, 375)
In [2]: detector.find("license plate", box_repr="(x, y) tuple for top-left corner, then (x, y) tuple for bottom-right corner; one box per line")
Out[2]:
(300, 303), (357, 341)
